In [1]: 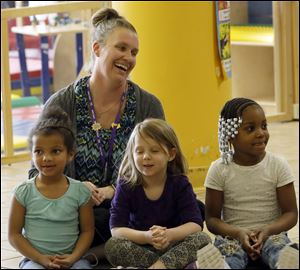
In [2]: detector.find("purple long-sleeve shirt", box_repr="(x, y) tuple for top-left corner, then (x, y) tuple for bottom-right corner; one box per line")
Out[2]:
(110, 175), (203, 231)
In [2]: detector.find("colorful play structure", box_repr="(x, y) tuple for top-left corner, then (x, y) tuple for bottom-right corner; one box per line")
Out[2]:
(1, 16), (45, 153)
(1, 2), (101, 164)
(1, 2), (100, 154)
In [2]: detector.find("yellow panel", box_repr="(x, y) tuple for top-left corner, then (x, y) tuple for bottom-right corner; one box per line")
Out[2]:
(1, 135), (28, 151)
(12, 86), (43, 96)
(231, 25), (273, 44)
(113, 2), (231, 188)
(11, 94), (21, 99)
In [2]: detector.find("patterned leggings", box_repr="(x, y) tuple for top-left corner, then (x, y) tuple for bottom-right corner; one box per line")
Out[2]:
(105, 231), (211, 268)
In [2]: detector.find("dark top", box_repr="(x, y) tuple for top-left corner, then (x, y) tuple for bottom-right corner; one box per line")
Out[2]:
(28, 76), (165, 186)
(110, 175), (204, 230)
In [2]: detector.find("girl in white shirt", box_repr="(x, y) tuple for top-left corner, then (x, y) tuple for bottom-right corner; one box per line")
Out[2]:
(198, 98), (298, 269)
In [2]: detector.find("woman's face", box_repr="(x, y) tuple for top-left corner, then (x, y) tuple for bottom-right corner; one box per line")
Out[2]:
(94, 27), (139, 83)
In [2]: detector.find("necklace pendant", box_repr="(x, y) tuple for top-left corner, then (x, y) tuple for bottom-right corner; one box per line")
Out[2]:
(111, 122), (121, 129)
(92, 122), (102, 131)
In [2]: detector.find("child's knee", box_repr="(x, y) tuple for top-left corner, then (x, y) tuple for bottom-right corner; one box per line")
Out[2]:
(264, 233), (290, 248)
(105, 237), (130, 265)
(262, 232), (291, 258)
(105, 236), (127, 255)
(186, 231), (212, 249)
(215, 236), (243, 256)
(196, 231), (212, 246)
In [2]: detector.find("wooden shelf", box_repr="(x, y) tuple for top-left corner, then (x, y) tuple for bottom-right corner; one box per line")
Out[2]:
(11, 23), (88, 37)
(231, 27), (276, 116)
(231, 25), (274, 47)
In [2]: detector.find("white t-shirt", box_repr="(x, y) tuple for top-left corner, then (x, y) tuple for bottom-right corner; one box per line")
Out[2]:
(204, 152), (294, 230)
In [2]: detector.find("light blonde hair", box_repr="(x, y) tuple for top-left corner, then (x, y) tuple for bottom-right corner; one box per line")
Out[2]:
(118, 118), (188, 187)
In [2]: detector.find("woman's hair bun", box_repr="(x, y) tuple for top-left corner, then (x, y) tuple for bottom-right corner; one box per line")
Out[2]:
(92, 8), (122, 27)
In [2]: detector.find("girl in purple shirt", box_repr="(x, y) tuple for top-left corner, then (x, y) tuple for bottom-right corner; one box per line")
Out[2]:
(105, 119), (211, 268)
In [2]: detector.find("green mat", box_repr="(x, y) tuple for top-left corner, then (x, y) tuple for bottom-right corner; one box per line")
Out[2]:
(11, 96), (41, 108)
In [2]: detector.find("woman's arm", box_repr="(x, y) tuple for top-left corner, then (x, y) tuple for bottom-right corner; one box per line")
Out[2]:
(8, 197), (59, 268)
(135, 86), (165, 122)
(84, 181), (115, 205)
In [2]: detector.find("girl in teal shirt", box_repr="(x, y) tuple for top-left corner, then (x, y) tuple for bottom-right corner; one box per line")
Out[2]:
(8, 107), (94, 269)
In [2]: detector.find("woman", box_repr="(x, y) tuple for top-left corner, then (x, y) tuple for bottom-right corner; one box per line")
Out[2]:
(29, 7), (165, 263)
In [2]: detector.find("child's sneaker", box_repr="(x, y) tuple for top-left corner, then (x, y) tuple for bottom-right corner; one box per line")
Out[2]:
(277, 244), (299, 269)
(196, 243), (226, 269)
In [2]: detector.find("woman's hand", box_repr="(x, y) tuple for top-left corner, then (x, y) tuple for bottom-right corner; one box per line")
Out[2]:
(95, 186), (115, 202)
(83, 181), (101, 205)
(83, 182), (115, 206)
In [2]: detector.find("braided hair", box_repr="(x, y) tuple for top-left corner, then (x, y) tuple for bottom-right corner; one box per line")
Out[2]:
(218, 98), (261, 164)
(28, 106), (75, 153)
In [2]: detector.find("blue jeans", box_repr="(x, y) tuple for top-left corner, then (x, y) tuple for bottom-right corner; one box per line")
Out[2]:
(214, 232), (291, 269)
(19, 257), (92, 269)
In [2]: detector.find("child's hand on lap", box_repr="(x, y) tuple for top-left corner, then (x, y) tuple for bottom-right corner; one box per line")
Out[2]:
(52, 254), (75, 269)
(39, 254), (61, 269)
(150, 225), (170, 250)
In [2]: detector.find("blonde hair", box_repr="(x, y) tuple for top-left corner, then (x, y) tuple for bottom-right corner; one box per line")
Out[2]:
(91, 7), (137, 46)
(118, 119), (188, 187)
(89, 8), (137, 71)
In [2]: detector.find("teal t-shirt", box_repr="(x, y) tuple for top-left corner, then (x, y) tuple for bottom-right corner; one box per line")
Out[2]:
(14, 176), (91, 255)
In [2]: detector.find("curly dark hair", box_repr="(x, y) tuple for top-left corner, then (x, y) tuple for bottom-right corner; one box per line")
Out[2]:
(28, 106), (75, 152)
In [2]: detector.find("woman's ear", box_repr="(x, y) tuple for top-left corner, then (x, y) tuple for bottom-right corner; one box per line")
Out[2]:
(168, 148), (177, 162)
(92, 41), (101, 57)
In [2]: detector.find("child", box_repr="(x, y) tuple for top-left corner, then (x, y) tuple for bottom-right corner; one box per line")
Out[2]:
(8, 107), (94, 269)
(104, 118), (211, 269)
(197, 98), (299, 269)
